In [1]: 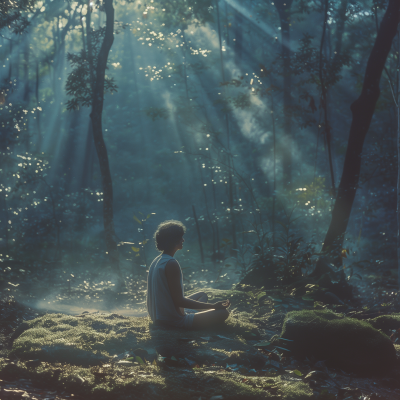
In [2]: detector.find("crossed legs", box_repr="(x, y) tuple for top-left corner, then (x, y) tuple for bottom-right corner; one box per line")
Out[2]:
(186, 291), (230, 330)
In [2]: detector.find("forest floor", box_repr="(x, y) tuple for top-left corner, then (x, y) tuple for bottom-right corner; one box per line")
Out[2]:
(0, 258), (400, 400)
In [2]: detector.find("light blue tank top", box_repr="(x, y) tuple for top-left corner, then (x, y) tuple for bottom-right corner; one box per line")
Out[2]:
(146, 254), (185, 324)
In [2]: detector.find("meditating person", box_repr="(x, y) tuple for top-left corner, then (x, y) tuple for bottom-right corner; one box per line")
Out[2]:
(147, 220), (230, 329)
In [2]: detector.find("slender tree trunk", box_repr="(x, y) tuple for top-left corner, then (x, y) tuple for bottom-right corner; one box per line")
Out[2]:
(192, 205), (204, 263)
(274, 0), (293, 186)
(81, 119), (95, 190)
(35, 61), (42, 152)
(396, 33), (400, 288)
(322, 0), (400, 264)
(88, 0), (121, 280)
(199, 163), (216, 257)
(270, 87), (277, 247)
(232, 6), (243, 69)
(216, 0), (237, 250)
(319, 0), (336, 196)
(334, 0), (348, 56)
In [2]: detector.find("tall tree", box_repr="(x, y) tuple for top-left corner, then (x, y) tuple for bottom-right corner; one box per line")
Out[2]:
(321, 0), (400, 264)
(273, 0), (294, 186)
(66, 0), (121, 283)
(88, 0), (121, 281)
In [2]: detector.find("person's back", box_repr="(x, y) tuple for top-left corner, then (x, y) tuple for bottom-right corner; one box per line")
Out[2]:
(146, 219), (230, 330)
(147, 253), (191, 328)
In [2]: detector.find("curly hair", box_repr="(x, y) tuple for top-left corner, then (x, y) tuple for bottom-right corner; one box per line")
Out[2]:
(153, 220), (186, 252)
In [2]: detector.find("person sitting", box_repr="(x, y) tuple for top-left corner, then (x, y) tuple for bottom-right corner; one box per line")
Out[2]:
(147, 220), (230, 329)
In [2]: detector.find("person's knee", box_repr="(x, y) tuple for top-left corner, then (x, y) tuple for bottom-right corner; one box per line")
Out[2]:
(220, 308), (229, 321)
(198, 291), (208, 302)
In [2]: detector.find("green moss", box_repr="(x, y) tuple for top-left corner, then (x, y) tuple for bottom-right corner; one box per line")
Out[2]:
(281, 310), (396, 374)
(277, 376), (313, 400)
(368, 314), (400, 333)
(0, 357), (287, 400)
(10, 290), (257, 367)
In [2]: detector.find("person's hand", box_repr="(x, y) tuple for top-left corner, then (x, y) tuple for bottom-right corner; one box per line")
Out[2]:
(213, 299), (231, 310)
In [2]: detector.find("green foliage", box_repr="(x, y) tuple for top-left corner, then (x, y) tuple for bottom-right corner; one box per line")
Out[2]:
(66, 30), (118, 111)
(0, 0), (35, 33)
(291, 33), (352, 88)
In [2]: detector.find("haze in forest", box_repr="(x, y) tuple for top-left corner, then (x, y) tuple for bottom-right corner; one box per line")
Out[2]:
(1, 0), (398, 312)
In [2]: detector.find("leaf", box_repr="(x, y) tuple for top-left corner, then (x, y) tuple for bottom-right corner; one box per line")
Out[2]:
(152, 359), (157, 365)
(293, 369), (302, 376)
(132, 246), (140, 252)
(136, 253), (140, 257)
(142, 239), (149, 246)
(136, 356), (145, 365)
(133, 215), (142, 225)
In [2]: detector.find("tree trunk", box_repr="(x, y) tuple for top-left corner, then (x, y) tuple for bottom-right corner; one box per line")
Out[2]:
(216, 0), (237, 250)
(319, 0), (335, 196)
(396, 33), (400, 288)
(80, 119), (95, 190)
(322, 0), (400, 263)
(274, 0), (293, 186)
(334, 0), (348, 56)
(88, 0), (121, 280)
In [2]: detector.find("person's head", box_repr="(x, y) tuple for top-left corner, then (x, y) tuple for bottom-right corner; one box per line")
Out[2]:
(154, 220), (186, 253)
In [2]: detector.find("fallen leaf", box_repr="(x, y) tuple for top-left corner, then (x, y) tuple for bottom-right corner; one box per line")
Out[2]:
(293, 369), (302, 376)
(136, 356), (145, 365)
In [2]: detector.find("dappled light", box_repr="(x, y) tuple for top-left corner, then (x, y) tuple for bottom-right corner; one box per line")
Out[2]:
(1, 0), (400, 399)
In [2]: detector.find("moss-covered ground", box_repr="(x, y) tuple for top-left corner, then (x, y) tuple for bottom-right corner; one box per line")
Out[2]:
(2, 285), (400, 399)
(0, 287), (318, 400)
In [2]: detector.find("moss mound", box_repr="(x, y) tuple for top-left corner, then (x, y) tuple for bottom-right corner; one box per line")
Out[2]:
(10, 304), (257, 367)
(281, 310), (396, 374)
(368, 314), (400, 333)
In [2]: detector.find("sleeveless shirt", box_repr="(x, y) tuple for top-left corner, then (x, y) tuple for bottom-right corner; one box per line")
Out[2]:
(146, 253), (186, 326)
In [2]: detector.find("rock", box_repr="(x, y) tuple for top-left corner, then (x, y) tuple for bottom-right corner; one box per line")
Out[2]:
(367, 314), (400, 334)
(280, 309), (397, 374)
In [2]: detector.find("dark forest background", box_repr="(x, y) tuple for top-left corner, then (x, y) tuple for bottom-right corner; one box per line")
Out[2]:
(1, 0), (399, 302)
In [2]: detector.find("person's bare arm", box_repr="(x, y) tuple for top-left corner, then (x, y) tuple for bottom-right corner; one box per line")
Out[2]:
(165, 260), (230, 310)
